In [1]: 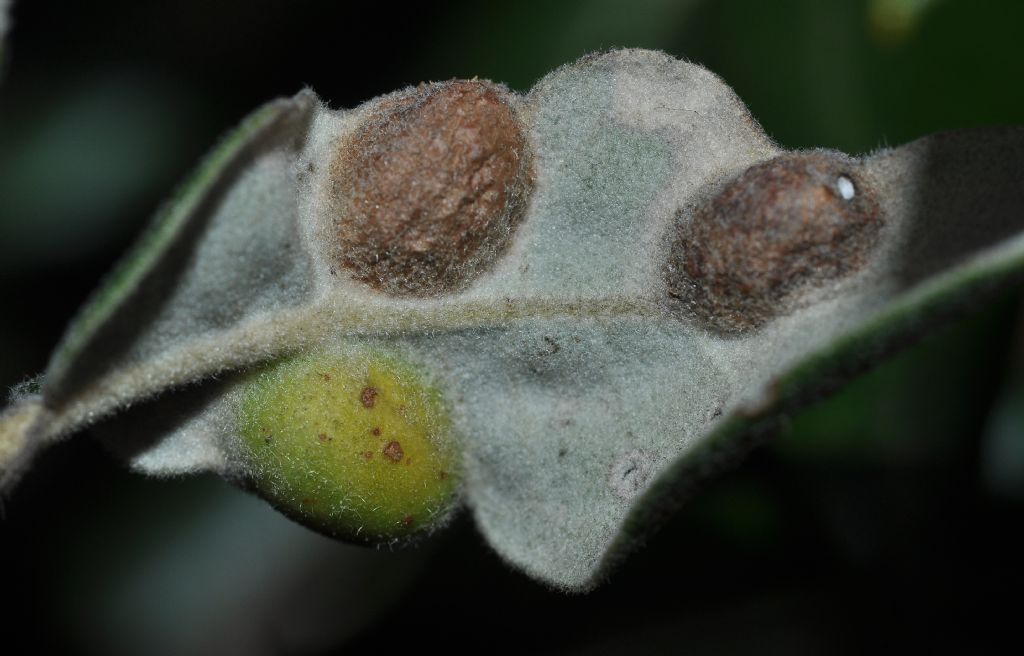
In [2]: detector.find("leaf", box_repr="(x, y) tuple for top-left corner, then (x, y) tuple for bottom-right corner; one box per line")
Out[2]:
(0, 91), (316, 486)
(2, 49), (1022, 590)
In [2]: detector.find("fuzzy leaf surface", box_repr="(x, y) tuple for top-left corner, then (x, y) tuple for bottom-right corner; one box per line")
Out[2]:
(2, 49), (1023, 590)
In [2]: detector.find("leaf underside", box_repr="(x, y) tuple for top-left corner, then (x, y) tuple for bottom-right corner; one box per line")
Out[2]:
(2, 49), (1022, 591)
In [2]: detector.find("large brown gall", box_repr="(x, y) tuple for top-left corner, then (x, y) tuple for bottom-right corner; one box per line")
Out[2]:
(330, 80), (534, 296)
(668, 151), (882, 333)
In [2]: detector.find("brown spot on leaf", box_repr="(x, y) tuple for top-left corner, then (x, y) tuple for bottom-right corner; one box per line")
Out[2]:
(300, 497), (317, 506)
(330, 79), (534, 296)
(360, 387), (378, 408)
(539, 335), (560, 356)
(317, 433), (332, 443)
(320, 372), (332, 382)
(401, 515), (415, 527)
(371, 427), (382, 437)
(667, 151), (881, 333)
(363, 450), (374, 460)
(383, 440), (404, 462)
(438, 471), (449, 480)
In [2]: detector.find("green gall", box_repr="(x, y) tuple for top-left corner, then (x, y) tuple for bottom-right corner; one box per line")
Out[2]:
(236, 344), (459, 543)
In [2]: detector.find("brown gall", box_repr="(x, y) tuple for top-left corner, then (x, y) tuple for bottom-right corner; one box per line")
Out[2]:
(668, 151), (882, 333)
(330, 80), (534, 296)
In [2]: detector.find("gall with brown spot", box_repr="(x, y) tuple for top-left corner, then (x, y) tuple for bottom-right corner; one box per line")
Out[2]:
(383, 440), (404, 463)
(360, 386), (378, 408)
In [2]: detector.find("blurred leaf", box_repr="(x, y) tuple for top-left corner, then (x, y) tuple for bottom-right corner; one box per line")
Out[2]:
(0, 72), (204, 272)
(420, 0), (704, 89)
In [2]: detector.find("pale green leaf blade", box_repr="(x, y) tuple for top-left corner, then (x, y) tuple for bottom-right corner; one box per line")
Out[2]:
(45, 93), (316, 394)
(1, 91), (317, 485)
(3, 49), (1023, 593)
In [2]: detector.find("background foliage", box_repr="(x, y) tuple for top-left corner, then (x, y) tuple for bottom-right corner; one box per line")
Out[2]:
(1, 1), (1022, 653)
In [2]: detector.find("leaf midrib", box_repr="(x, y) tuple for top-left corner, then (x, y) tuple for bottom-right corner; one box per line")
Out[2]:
(44, 294), (669, 439)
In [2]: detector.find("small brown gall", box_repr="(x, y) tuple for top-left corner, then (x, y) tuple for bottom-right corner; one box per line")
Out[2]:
(331, 79), (534, 296)
(383, 440), (404, 463)
(667, 151), (882, 333)
(360, 386), (378, 409)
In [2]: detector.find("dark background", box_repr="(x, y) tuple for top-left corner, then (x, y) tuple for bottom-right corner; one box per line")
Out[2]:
(1, 1), (1023, 653)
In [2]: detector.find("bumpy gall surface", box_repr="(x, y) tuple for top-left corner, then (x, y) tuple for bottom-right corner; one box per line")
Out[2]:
(331, 80), (533, 296)
(668, 151), (882, 333)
